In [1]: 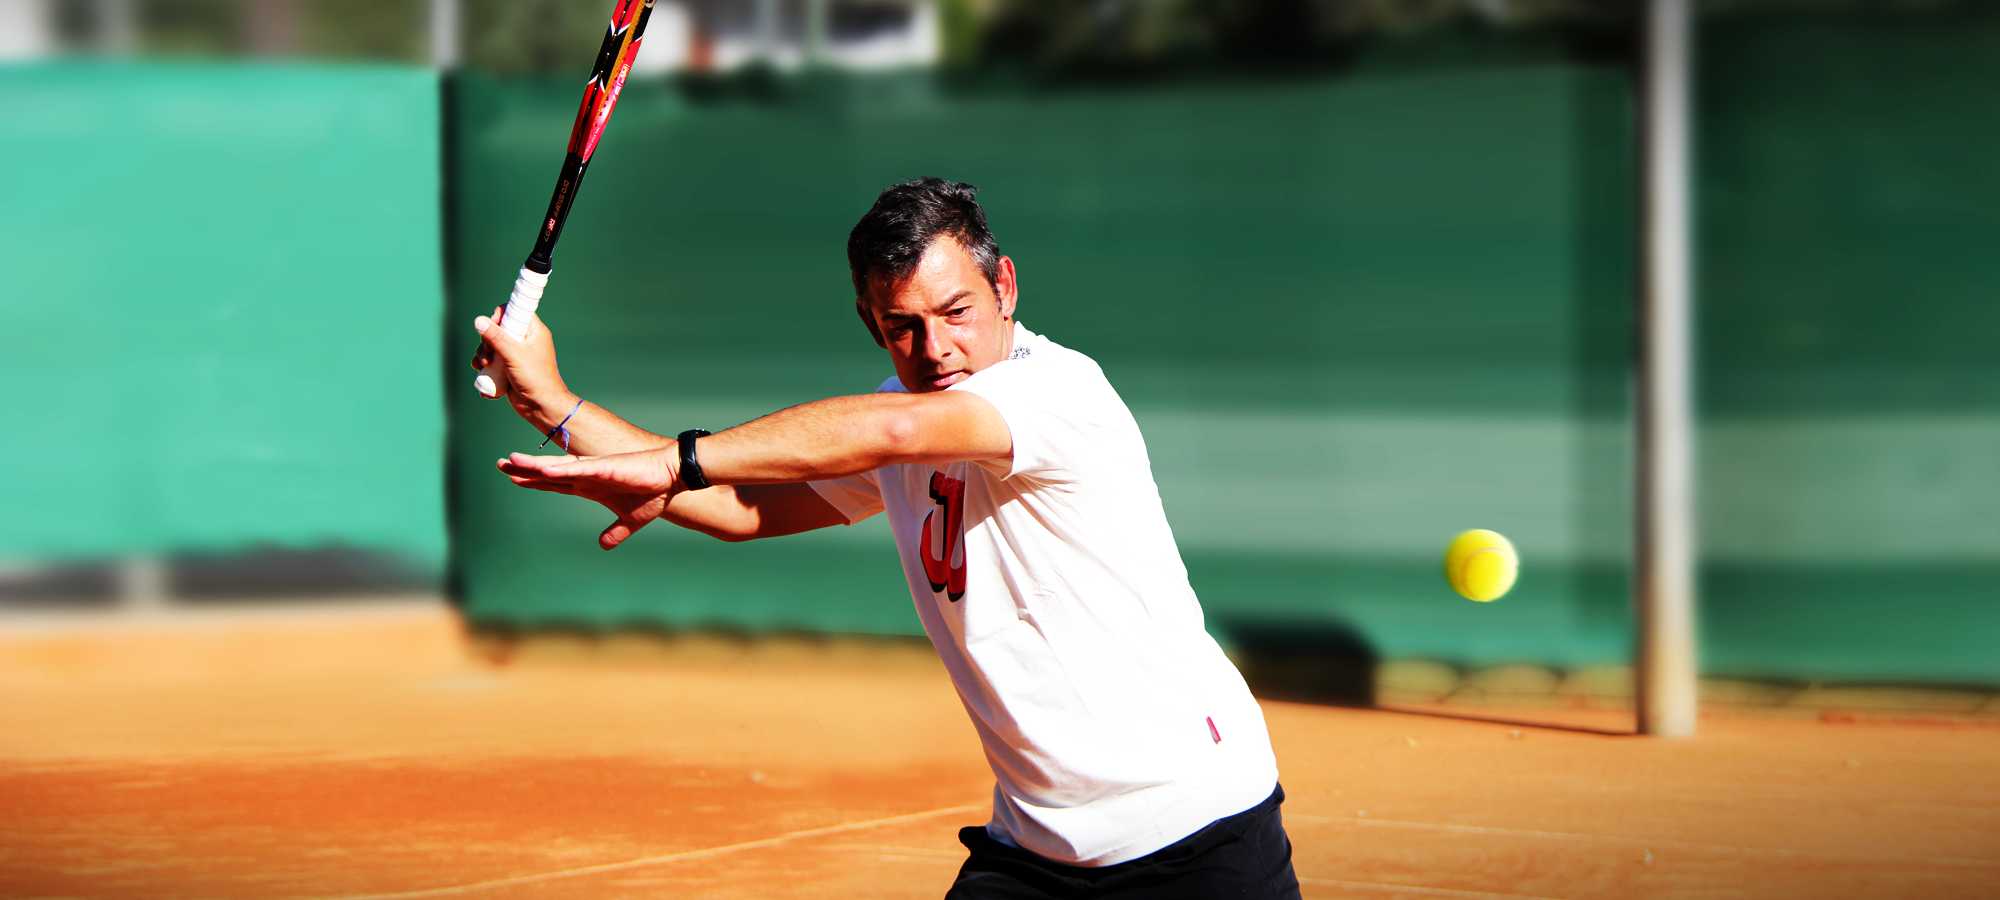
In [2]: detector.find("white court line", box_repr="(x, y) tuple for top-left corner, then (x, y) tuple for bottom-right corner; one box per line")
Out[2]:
(323, 803), (985, 900)
(818, 841), (968, 861)
(1299, 878), (1569, 900)
(1291, 814), (2000, 869)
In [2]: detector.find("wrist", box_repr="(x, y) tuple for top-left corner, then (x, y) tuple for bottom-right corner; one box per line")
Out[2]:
(677, 429), (714, 490)
(537, 396), (586, 453)
(657, 444), (685, 494)
(531, 391), (583, 431)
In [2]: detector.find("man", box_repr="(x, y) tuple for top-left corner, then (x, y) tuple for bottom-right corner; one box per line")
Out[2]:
(474, 177), (1300, 898)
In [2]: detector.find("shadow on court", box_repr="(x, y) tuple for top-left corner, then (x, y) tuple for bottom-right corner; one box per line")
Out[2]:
(1220, 617), (1638, 737)
(1219, 617), (1379, 708)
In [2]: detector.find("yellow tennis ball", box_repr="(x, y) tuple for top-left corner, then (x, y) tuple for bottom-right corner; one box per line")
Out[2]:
(1444, 529), (1518, 602)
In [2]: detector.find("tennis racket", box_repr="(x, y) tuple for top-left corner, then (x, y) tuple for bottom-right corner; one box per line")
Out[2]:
(475, 0), (658, 399)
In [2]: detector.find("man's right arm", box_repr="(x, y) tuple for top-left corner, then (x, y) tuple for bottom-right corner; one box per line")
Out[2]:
(660, 482), (852, 542)
(470, 306), (667, 458)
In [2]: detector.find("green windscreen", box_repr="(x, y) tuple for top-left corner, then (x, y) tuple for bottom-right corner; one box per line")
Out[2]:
(0, 62), (446, 576)
(1696, 9), (2000, 683)
(448, 7), (2000, 684)
(446, 66), (1639, 669)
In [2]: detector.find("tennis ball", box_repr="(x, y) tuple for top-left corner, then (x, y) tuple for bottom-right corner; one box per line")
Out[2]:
(1444, 529), (1518, 602)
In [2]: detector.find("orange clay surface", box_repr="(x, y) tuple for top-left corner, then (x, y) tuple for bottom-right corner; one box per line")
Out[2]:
(1, 602), (1997, 900)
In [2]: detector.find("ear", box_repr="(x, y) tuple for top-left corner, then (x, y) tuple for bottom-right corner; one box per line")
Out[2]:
(994, 256), (1019, 321)
(856, 297), (888, 349)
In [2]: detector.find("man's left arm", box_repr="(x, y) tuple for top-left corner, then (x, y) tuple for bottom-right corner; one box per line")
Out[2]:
(499, 389), (1010, 538)
(696, 391), (1011, 482)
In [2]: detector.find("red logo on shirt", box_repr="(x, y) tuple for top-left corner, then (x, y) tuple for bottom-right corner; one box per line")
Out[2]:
(921, 471), (967, 601)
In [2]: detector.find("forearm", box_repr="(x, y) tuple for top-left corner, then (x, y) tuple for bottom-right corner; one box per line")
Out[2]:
(657, 482), (848, 541)
(693, 392), (1007, 486)
(518, 391), (668, 458)
(471, 308), (666, 457)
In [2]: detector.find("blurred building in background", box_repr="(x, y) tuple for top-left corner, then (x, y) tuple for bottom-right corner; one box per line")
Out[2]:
(0, 0), (56, 58)
(4, 0), (1996, 698)
(7, 0), (433, 60)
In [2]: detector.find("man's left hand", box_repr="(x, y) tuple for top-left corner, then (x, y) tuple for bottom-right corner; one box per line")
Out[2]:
(499, 449), (680, 550)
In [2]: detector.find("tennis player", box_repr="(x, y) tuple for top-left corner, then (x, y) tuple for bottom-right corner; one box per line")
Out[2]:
(474, 177), (1300, 898)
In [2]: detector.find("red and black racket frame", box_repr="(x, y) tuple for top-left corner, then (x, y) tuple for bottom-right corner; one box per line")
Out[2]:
(524, 0), (657, 276)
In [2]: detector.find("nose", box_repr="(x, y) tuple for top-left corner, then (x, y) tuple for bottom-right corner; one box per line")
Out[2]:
(920, 319), (953, 363)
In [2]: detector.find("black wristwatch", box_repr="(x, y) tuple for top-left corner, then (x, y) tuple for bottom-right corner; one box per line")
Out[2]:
(677, 429), (713, 490)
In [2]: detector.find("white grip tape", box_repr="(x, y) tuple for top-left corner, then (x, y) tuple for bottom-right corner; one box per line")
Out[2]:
(501, 267), (547, 338)
(475, 266), (551, 398)
(500, 297), (535, 340)
(514, 269), (549, 301)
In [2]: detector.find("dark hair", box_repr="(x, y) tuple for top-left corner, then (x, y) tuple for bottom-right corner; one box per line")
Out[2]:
(847, 177), (1000, 300)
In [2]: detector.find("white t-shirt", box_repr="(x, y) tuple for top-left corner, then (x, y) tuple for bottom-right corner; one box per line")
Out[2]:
(809, 322), (1278, 867)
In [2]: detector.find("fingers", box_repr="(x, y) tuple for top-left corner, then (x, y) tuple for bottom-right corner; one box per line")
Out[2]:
(470, 307), (502, 370)
(517, 453), (634, 488)
(501, 454), (600, 484)
(507, 474), (580, 496)
(490, 451), (663, 551)
(497, 456), (549, 478)
(600, 514), (651, 550)
(477, 306), (544, 350)
(498, 454), (623, 501)
(498, 452), (588, 477)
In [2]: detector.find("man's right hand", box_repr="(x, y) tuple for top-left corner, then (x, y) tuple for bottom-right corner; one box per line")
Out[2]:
(472, 307), (575, 429)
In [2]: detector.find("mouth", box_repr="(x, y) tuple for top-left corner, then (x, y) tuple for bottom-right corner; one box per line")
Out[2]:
(918, 370), (964, 390)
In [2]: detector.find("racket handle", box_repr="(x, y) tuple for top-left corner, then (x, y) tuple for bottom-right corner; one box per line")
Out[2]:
(474, 267), (551, 399)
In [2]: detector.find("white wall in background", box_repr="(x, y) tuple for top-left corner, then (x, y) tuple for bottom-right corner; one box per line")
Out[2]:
(705, 0), (938, 72)
(631, 0), (689, 74)
(0, 0), (52, 59)
(828, 0), (936, 71)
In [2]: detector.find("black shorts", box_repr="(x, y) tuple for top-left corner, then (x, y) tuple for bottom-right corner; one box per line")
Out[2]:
(944, 784), (1302, 900)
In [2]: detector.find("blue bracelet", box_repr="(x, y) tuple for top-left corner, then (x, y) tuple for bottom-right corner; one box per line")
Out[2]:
(539, 398), (585, 453)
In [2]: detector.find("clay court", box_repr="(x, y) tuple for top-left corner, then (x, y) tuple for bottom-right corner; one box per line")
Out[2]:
(2, 601), (1997, 900)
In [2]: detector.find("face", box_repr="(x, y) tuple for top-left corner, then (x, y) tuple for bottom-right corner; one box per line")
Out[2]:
(857, 237), (1018, 393)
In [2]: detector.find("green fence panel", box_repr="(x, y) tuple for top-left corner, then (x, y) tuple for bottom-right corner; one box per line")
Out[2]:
(449, 10), (2000, 685)
(1, 62), (446, 574)
(1697, 9), (2000, 683)
(446, 66), (1637, 668)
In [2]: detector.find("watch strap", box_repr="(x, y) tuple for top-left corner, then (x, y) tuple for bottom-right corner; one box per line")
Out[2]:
(677, 429), (713, 490)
